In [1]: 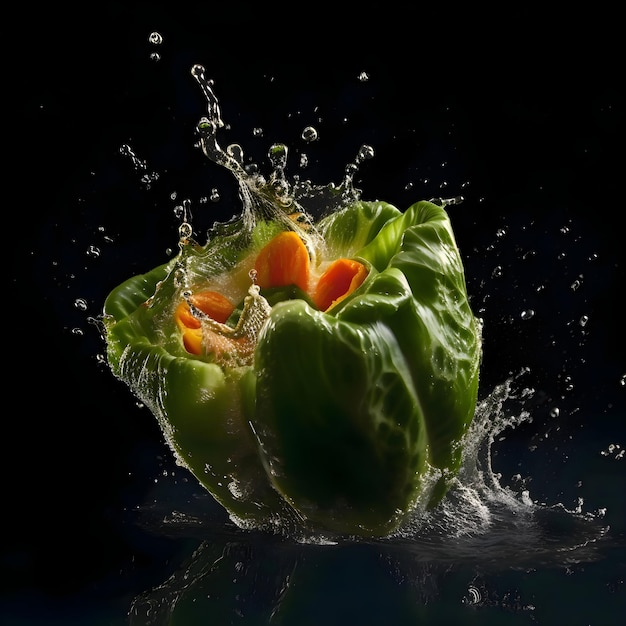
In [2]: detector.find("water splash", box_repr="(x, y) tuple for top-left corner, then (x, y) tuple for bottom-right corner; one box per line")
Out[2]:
(119, 143), (160, 188)
(129, 370), (609, 566)
(188, 64), (380, 240)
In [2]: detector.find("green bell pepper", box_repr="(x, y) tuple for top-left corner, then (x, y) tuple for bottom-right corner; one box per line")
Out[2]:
(103, 197), (482, 537)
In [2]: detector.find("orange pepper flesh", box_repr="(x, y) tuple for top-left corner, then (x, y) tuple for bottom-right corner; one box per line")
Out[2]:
(313, 258), (369, 311)
(181, 328), (203, 354)
(175, 232), (369, 354)
(174, 290), (236, 355)
(253, 231), (310, 292)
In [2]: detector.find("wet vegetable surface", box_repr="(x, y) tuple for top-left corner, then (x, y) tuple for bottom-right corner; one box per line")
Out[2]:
(104, 198), (482, 537)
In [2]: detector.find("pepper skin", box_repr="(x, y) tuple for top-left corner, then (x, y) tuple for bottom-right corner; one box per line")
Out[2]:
(103, 199), (482, 537)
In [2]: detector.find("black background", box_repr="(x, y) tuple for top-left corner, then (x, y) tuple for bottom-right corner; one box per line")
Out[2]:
(6, 3), (624, 624)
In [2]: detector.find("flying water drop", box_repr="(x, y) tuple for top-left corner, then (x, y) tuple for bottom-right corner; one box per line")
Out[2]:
(301, 126), (318, 143)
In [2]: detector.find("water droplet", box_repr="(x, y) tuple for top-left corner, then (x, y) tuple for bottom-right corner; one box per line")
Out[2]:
(600, 443), (622, 459)
(178, 222), (193, 240)
(491, 265), (502, 278)
(149, 52), (161, 62)
(268, 142), (287, 162)
(71, 327), (84, 336)
(301, 126), (318, 143)
(464, 585), (482, 605)
(357, 144), (375, 162)
(86, 245), (100, 258)
(74, 298), (88, 311)
(430, 196), (465, 207)
(210, 188), (220, 202)
(120, 144), (147, 171)
(550, 407), (560, 418)
(140, 171), (160, 188)
(191, 64), (204, 79)
(252, 127), (264, 137)
(299, 153), (309, 168)
(520, 309), (535, 321)
(227, 143), (244, 165)
(579, 315), (589, 327)
(148, 32), (163, 45)
(358, 71), (370, 82)
(182, 199), (192, 221)
(176, 200), (193, 239)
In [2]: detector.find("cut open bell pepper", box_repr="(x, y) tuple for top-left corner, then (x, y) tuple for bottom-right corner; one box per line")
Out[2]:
(103, 199), (482, 537)
(173, 235), (369, 357)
